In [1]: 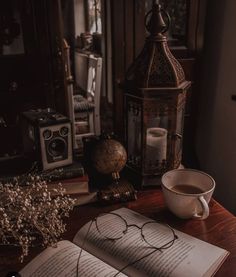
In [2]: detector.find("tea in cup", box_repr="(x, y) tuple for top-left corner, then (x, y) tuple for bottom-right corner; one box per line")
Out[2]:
(161, 169), (215, 220)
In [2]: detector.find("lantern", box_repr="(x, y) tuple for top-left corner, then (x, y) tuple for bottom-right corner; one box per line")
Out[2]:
(124, 2), (191, 187)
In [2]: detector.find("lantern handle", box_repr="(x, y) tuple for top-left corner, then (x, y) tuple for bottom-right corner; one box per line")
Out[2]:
(145, 6), (171, 35)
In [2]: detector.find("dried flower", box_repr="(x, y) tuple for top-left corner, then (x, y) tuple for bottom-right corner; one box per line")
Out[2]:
(0, 174), (75, 262)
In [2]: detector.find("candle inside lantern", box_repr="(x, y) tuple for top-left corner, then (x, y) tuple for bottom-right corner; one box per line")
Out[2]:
(146, 127), (167, 164)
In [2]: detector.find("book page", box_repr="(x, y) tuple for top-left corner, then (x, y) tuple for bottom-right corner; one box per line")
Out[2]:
(72, 191), (98, 206)
(20, 240), (127, 277)
(73, 208), (229, 277)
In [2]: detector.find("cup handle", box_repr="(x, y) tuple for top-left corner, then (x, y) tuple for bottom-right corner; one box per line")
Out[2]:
(192, 196), (209, 220)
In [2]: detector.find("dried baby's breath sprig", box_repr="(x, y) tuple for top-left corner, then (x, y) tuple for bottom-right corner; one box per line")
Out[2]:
(0, 174), (75, 262)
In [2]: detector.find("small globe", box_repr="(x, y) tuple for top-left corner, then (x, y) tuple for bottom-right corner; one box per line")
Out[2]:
(91, 138), (127, 175)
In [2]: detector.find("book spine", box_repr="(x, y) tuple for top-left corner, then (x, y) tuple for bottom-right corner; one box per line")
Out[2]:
(0, 163), (85, 184)
(41, 165), (85, 182)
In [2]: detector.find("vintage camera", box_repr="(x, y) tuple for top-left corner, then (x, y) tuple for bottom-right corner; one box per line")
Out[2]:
(21, 108), (72, 170)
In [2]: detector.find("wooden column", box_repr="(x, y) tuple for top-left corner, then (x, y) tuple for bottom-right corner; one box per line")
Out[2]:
(111, 0), (145, 140)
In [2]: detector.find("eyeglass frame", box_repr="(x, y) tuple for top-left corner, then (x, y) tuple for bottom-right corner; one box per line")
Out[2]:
(76, 211), (178, 277)
(94, 212), (178, 250)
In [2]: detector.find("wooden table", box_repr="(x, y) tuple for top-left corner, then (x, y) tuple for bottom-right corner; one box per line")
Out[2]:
(1, 188), (236, 276)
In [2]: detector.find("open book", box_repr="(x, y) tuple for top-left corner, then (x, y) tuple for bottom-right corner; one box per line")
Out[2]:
(20, 208), (229, 277)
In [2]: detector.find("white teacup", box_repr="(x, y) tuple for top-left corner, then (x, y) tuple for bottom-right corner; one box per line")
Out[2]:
(161, 169), (215, 220)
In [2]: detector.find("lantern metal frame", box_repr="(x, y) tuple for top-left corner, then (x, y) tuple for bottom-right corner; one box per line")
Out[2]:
(123, 1), (191, 187)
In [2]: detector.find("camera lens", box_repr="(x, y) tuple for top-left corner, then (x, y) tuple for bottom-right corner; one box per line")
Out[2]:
(48, 138), (66, 156)
(43, 129), (52, 140)
(60, 126), (69, 136)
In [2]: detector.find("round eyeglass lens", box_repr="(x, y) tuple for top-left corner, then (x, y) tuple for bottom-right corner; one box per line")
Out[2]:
(96, 213), (127, 240)
(141, 222), (176, 249)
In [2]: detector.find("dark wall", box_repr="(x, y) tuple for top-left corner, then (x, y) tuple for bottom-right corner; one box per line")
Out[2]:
(196, 0), (236, 214)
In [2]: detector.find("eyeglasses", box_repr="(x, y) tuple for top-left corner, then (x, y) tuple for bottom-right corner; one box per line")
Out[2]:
(76, 212), (178, 277)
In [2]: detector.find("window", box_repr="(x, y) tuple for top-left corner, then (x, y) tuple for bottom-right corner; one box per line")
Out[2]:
(86, 0), (102, 34)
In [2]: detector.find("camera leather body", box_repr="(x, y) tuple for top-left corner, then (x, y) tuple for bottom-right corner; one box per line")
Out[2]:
(21, 108), (72, 170)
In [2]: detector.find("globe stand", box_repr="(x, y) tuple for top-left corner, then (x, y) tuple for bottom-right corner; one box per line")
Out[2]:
(111, 171), (121, 184)
(97, 176), (137, 204)
(89, 134), (137, 204)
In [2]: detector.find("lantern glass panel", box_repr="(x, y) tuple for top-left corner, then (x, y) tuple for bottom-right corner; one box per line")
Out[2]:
(175, 106), (185, 157)
(145, 102), (169, 174)
(127, 100), (142, 169)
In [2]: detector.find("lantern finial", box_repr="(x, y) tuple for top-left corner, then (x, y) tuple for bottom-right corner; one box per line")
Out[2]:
(146, 2), (169, 37)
